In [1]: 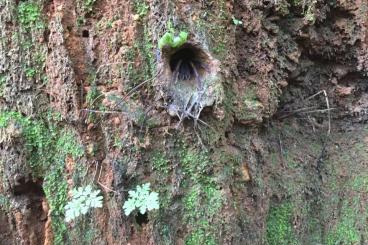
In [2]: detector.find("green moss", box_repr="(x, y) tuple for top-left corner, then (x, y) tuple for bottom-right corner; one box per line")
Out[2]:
(183, 184), (221, 245)
(0, 194), (10, 211)
(179, 145), (224, 245)
(133, 0), (149, 18)
(82, 0), (96, 14)
(0, 111), (55, 175)
(17, 1), (44, 30)
(324, 175), (368, 245)
(44, 166), (68, 245)
(0, 111), (84, 244)
(194, 0), (229, 59)
(16, 0), (47, 83)
(56, 130), (84, 158)
(152, 151), (169, 176)
(326, 200), (360, 245)
(185, 226), (217, 245)
(266, 202), (299, 245)
(125, 25), (155, 92)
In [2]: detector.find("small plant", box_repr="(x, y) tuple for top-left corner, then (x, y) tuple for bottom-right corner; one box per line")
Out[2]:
(232, 16), (243, 26)
(25, 68), (36, 78)
(158, 31), (188, 49)
(134, 0), (149, 17)
(82, 0), (97, 14)
(64, 185), (103, 222)
(123, 183), (159, 216)
(17, 2), (44, 29)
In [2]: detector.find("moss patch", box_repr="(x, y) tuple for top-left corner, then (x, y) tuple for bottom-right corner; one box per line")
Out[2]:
(0, 111), (84, 244)
(266, 202), (299, 245)
(178, 145), (224, 244)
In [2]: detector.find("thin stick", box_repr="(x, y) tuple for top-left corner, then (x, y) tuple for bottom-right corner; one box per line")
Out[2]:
(322, 90), (331, 135)
(300, 108), (336, 114)
(81, 109), (127, 115)
(98, 181), (118, 194)
(304, 90), (325, 102)
(299, 90), (332, 135)
(93, 161), (99, 182)
(122, 72), (159, 101)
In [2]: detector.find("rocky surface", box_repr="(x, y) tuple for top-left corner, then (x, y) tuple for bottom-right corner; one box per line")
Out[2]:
(0, 0), (368, 244)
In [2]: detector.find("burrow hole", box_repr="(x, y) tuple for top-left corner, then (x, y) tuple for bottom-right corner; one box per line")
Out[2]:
(82, 30), (89, 38)
(135, 212), (149, 226)
(169, 43), (210, 82)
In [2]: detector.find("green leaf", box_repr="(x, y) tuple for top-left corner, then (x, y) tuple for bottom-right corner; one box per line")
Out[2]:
(232, 16), (243, 26)
(122, 183), (159, 216)
(158, 32), (174, 49)
(172, 31), (188, 48)
(64, 185), (103, 222)
(158, 31), (188, 49)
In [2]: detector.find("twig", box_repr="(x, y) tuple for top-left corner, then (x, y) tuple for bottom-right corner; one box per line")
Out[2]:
(90, 93), (105, 107)
(283, 90), (332, 135)
(300, 108), (336, 114)
(122, 72), (160, 101)
(304, 90), (325, 102)
(98, 181), (118, 194)
(324, 91), (331, 135)
(93, 160), (100, 182)
(81, 109), (127, 115)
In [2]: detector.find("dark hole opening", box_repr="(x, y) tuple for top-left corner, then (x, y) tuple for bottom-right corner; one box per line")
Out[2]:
(135, 212), (149, 226)
(169, 45), (207, 81)
(14, 179), (44, 196)
(82, 30), (89, 38)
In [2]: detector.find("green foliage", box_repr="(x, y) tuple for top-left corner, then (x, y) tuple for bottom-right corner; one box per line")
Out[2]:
(325, 178), (366, 245)
(86, 85), (100, 107)
(183, 184), (223, 224)
(82, 0), (96, 14)
(43, 165), (68, 245)
(65, 185), (103, 222)
(0, 194), (10, 211)
(0, 111), (84, 244)
(133, 0), (149, 17)
(178, 145), (224, 245)
(183, 184), (223, 220)
(152, 152), (169, 175)
(158, 31), (188, 49)
(17, 2), (44, 29)
(57, 130), (84, 159)
(266, 202), (298, 245)
(232, 16), (243, 26)
(180, 147), (211, 183)
(85, 83), (100, 122)
(326, 218), (360, 245)
(25, 67), (36, 79)
(0, 111), (55, 174)
(123, 183), (159, 216)
(185, 225), (217, 245)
